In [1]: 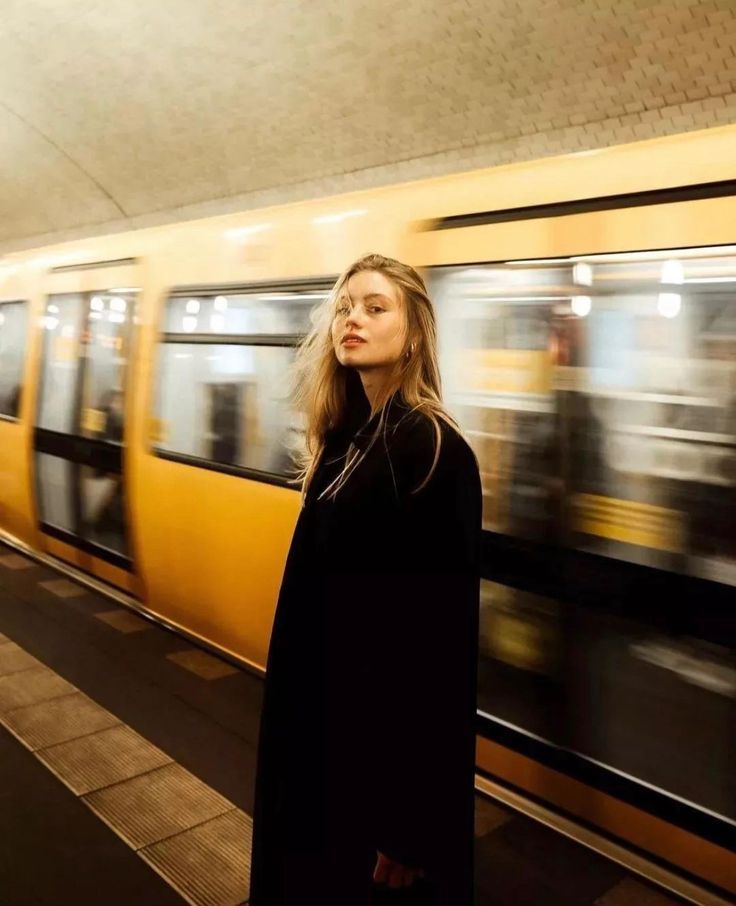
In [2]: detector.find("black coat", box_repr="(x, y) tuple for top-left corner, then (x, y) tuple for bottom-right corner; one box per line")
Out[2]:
(249, 389), (482, 906)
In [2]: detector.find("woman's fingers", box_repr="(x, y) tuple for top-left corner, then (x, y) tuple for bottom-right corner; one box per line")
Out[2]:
(373, 852), (389, 884)
(373, 851), (424, 888)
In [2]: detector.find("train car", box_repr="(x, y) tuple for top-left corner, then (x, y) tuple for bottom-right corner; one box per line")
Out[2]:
(1, 123), (735, 896)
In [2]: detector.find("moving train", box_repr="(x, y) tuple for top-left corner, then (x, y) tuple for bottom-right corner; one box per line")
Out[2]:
(1, 124), (735, 894)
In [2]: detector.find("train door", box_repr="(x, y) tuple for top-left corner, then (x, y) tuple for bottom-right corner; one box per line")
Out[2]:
(34, 263), (139, 593)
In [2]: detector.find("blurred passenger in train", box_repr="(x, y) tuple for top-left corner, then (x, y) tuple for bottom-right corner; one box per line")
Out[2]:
(6, 383), (21, 418)
(249, 254), (482, 905)
(91, 389), (125, 541)
(100, 388), (124, 443)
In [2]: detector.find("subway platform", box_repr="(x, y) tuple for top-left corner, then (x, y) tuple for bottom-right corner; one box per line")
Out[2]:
(0, 542), (695, 905)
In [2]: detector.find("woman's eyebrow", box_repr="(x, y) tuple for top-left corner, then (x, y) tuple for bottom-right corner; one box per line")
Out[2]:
(364, 293), (391, 303)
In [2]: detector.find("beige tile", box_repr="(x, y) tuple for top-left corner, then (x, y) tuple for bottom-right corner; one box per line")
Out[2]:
(166, 649), (239, 680)
(39, 578), (86, 599)
(595, 877), (684, 905)
(0, 553), (34, 570)
(0, 642), (42, 677)
(94, 609), (152, 634)
(2, 691), (120, 750)
(38, 724), (173, 795)
(140, 809), (251, 906)
(0, 666), (76, 712)
(474, 794), (513, 837)
(83, 762), (234, 850)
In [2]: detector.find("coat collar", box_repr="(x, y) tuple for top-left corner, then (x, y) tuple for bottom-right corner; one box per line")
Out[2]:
(325, 391), (412, 451)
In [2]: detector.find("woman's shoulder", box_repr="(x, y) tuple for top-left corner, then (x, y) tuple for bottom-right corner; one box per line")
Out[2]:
(391, 408), (479, 488)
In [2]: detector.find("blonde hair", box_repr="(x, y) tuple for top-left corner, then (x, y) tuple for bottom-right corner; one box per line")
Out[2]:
(287, 253), (460, 505)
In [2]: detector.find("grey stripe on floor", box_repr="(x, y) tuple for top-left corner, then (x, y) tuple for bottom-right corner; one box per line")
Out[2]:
(0, 636), (251, 906)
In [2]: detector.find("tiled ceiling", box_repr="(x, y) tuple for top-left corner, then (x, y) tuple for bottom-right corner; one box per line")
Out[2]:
(2, 0), (736, 249)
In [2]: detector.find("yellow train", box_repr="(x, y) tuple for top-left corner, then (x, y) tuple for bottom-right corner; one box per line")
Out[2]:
(2, 123), (735, 894)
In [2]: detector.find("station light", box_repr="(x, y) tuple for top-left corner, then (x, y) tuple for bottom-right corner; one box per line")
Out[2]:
(660, 260), (684, 284)
(658, 293), (681, 318)
(572, 295), (592, 317)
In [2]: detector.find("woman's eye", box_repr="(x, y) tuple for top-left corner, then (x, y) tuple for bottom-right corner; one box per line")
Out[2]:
(371, 307), (383, 313)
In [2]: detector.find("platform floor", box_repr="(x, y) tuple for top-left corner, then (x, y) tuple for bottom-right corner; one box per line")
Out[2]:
(0, 542), (689, 905)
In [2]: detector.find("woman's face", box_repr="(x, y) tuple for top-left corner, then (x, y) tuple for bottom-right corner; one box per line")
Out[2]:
(331, 270), (407, 371)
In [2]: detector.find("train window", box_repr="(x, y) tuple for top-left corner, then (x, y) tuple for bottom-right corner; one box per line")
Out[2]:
(429, 251), (736, 582)
(155, 284), (330, 479)
(0, 300), (28, 418)
(36, 453), (76, 534)
(79, 291), (135, 443)
(164, 290), (318, 336)
(34, 289), (135, 562)
(37, 294), (84, 433)
(156, 344), (299, 473)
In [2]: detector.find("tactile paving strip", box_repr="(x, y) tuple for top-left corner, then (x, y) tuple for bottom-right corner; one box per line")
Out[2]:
(595, 877), (683, 905)
(140, 809), (251, 906)
(474, 794), (512, 837)
(0, 627), (252, 905)
(83, 762), (235, 850)
(0, 666), (77, 713)
(39, 578), (86, 598)
(0, 642), (43, 676)
(0, 553), (34, 570)
(166, 649), (240, 680)
(94, 610), (152, 633)
(2, 691), (120, 750)
(37, 724), (174, 796)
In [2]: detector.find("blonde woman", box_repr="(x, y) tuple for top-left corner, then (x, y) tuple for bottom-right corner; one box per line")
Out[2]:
(249, 254), (482, 905)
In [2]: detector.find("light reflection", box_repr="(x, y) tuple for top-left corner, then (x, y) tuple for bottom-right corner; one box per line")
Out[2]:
(661, 260), (684, 284)
(658, 292), (681, 318)
(572, 295), (592, 317)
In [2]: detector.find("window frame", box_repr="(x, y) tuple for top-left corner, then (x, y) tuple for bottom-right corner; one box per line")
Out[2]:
(0, 298), (29, 422)
(153, 278), (335, 486)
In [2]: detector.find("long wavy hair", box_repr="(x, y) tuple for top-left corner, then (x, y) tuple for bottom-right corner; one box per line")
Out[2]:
(287, 253), (461, 505)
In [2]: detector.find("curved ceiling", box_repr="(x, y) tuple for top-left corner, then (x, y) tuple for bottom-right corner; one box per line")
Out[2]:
(2, 0), (736, 251)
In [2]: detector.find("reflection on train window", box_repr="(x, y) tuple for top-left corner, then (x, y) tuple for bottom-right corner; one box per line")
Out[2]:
(0, 300), (28, 418)
(477, 577), (735, 820)
(431, 267), (557, 541)
(156, 344), (299, 473)
(36, 453), (75, 533)
(155, 287), (329, 478)
(80, 292), (134, 443)
(478, 578), (564, 743)
(80, 464), (128, 557)
(164, 290), (319, 336)
(37, 294), (84, 433)
(430, 250), (736, 584)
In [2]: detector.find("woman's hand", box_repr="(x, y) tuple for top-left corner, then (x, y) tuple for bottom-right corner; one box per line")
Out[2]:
(373, 851), (426, 889)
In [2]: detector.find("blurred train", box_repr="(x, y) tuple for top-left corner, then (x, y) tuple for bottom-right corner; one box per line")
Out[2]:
(1, 124), (735, 894)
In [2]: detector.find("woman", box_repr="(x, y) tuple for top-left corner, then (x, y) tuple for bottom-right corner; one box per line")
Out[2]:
(249, 254), (482, 905)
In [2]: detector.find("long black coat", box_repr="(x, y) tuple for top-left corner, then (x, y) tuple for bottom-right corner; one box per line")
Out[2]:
(249, 390), (482, 906)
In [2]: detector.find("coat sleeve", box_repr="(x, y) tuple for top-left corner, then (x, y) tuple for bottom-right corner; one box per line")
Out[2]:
(371, 425), (482, 869)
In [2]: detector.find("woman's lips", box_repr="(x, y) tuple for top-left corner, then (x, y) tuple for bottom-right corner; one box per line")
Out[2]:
(342, 338), (365, 345)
